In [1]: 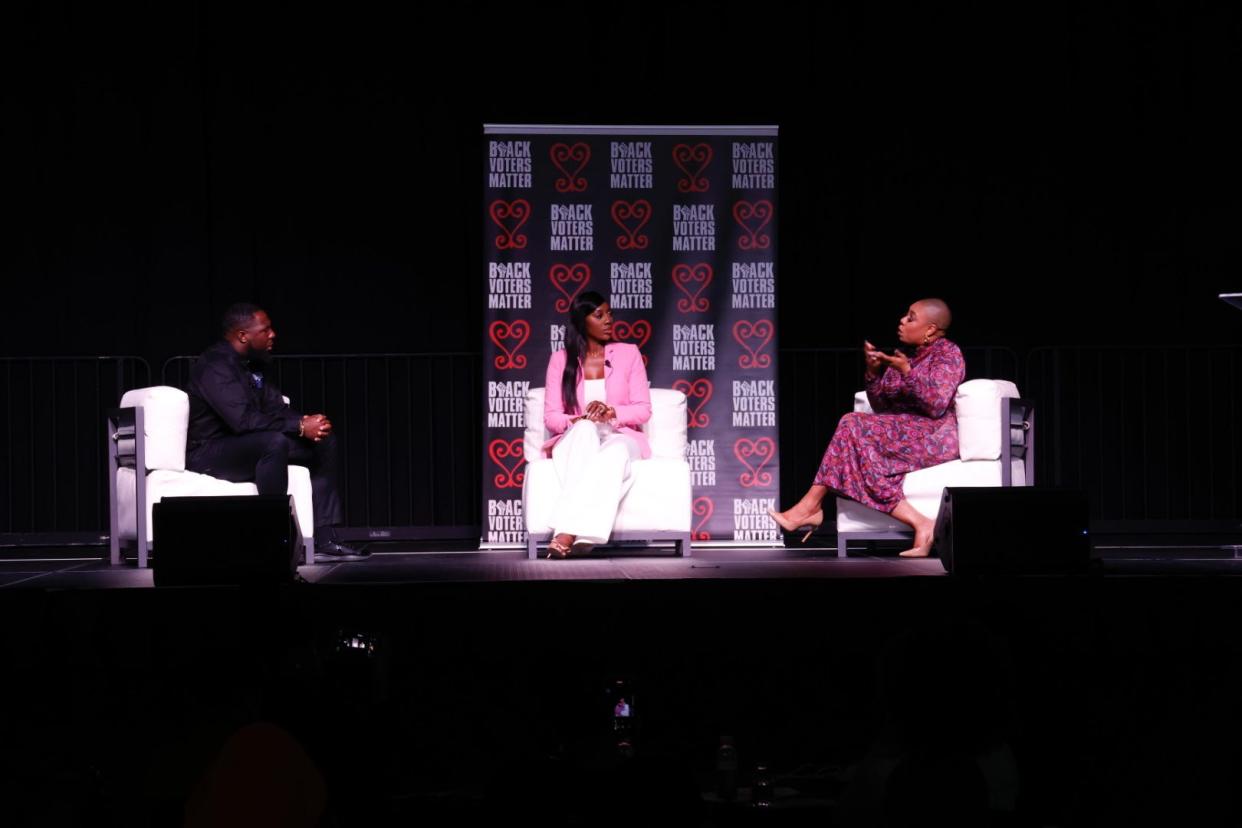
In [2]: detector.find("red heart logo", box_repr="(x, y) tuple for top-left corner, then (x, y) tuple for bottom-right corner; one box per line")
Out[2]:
(692, 496), (714, 541)
(611, 200), (652, 250)
(672, 378), (713, 428)
(671, 263), (713, 313)
(489, 199), (531, 250)
(612, 320), (652, 368)
(489, 319), (530, 370)
(672, 143), (713, 193)
(734, 437), (775, 488)
(612, 319), (651, 350)
(733, 200), (773, 250)
(488, 438), (526, 489)
(550, 142), (591, 193)
(549, 263), (591, 313)
(732, 319), (774, 369)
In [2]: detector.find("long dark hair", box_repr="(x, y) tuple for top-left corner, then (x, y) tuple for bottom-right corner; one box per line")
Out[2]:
(561, 290), (606, 415)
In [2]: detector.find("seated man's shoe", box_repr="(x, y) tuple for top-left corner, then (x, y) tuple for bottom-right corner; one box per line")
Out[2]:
(313, 539), (371, 561)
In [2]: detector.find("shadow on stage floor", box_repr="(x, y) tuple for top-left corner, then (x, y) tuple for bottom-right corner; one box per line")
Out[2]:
(5, 539), (1242, 589)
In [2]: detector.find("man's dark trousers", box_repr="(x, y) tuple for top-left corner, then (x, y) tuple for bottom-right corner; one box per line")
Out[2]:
(186, 431), (344, 530)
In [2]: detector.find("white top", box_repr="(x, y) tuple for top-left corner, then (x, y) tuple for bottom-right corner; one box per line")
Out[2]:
(583, 379), (607, 406)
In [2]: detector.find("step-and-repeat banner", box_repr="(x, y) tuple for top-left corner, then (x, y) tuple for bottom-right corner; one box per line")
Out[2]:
(482, 125), (779, 546)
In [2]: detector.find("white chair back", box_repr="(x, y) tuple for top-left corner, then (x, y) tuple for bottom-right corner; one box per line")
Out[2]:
(955, 379), (1020, 461)
(853, 378), (1019, 462)
(119, 386), (188, 471)
(523, 387), (688, 462)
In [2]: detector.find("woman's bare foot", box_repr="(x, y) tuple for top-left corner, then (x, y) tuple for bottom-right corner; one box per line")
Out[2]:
(898, 524), (934, 558)
(892, 500), (935, 558)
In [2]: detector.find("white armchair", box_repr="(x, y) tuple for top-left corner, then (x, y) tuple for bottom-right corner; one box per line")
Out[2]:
(107, 386), (315, 567)
(521, 387), (693, 559)
(835, 379), (1034, 556)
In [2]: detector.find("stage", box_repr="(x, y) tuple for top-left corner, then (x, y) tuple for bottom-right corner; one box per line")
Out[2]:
(2, 540), (1241, 589)
(1, 546), (952, 589)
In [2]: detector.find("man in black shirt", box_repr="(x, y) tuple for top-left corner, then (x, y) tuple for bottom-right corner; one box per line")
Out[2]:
(186, 302), (367, 560)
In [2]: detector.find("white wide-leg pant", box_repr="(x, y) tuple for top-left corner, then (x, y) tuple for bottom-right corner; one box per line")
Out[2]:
(550, 419), (640, 545)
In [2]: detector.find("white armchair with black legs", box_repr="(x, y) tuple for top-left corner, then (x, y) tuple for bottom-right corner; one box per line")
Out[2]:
(521, 386), (693, 559)
(107, 385), (315, 567)
(835, 379), (1034, 557)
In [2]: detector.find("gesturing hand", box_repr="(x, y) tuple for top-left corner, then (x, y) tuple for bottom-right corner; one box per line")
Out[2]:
(863, 342), (912, 377)
(863, 340), (884, 373)
(882, 350), (911, 376)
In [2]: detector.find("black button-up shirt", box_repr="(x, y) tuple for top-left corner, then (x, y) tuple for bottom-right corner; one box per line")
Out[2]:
(187, 340), (302, 452)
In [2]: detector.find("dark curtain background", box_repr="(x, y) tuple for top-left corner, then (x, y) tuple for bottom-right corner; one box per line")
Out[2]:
(8, 0), (1240, 364)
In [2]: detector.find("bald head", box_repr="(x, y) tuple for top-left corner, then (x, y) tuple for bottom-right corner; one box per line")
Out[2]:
(915, 298), (952, 333)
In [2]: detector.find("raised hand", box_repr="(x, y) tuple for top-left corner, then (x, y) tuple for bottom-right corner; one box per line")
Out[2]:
(864, 341), (912, 377)
(863, 340), (885, 375)
(881, 349), (911, 376)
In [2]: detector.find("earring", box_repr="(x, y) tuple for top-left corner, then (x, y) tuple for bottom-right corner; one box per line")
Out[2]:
(922, 333), (930, 345)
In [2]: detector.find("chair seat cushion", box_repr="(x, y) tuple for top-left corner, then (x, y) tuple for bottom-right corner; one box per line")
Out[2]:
(836, 458), (1006, 531)
(903, 458), (1004, 498)
(523, 457), (692, 534)
(835, 498), (909, 533)
(116, 465), (315, 543)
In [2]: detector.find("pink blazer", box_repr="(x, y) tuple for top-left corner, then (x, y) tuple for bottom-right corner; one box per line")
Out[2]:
(542, 342), (652, 458)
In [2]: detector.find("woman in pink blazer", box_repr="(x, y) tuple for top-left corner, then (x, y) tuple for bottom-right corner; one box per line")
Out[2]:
(541, 291), (651, 558)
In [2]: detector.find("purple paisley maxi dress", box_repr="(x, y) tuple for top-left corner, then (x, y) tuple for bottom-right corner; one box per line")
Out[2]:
(814, 338), (966, 513)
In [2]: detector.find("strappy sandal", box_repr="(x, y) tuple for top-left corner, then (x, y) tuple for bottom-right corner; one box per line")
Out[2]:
(546, 538), (572, 559)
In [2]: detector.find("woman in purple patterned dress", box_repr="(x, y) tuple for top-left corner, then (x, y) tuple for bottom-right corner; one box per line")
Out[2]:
(769, 299), (964, 557)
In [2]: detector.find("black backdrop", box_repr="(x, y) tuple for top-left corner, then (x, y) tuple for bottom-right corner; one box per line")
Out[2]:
(8, 0), (1241, 363)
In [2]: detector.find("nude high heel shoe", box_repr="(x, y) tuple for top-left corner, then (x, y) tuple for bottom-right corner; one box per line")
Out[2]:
(767, 507), (824, 543)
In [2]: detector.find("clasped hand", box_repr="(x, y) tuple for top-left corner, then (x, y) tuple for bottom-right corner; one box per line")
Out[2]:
(300, 413), (332, 441)
(573, 401), (615, 424)
(863, 341), (911, 376)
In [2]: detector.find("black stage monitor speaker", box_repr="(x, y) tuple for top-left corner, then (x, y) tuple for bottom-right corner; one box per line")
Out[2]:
(933, 487), (1090, 575)
(152, 495), (300, 586)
